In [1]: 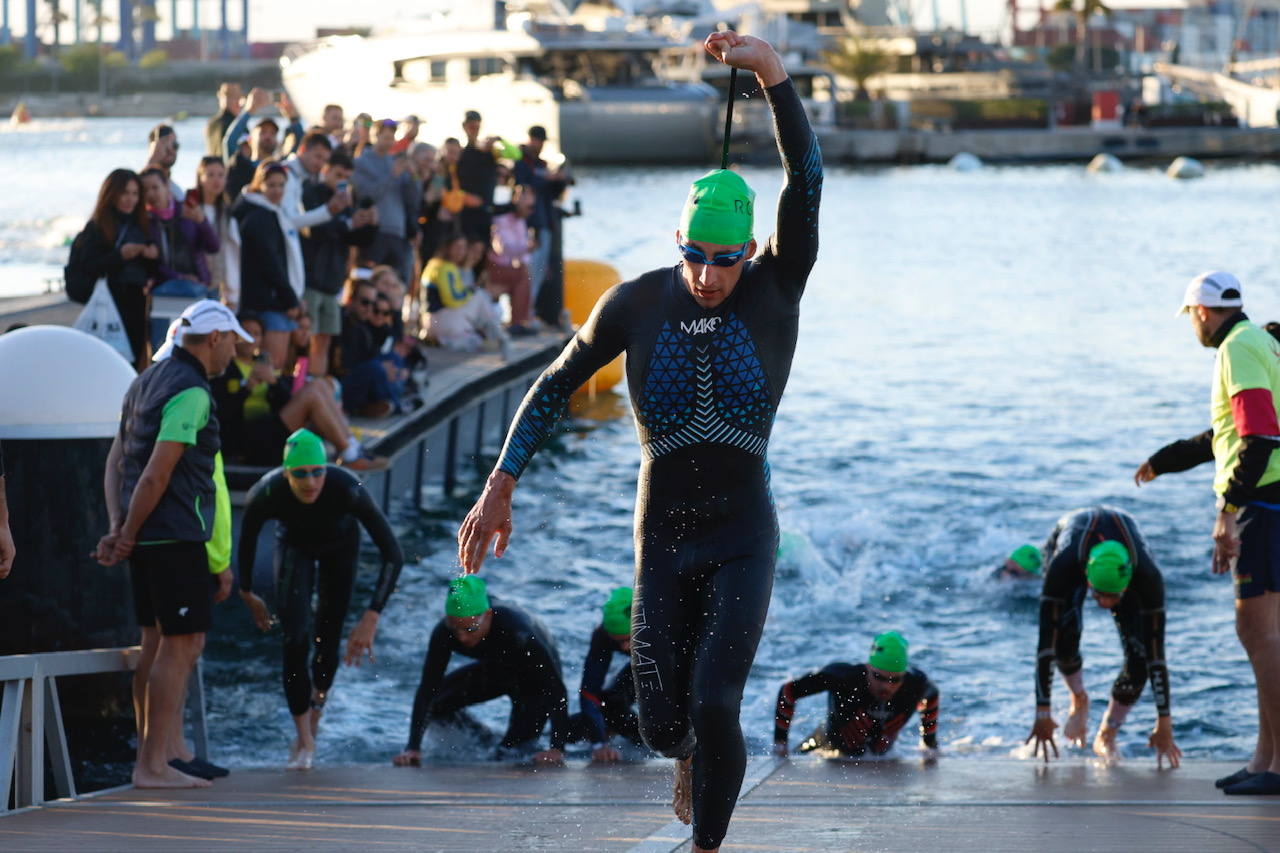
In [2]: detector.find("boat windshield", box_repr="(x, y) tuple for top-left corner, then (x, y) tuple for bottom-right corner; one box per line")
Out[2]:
(518, 50), (661, 91)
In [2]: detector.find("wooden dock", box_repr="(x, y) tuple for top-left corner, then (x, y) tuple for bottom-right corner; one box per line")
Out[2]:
(2, 758), (1277, 851)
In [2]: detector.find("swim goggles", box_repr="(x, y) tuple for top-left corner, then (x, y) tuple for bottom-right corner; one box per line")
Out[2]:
(286, 466), (326, 479)
(677, 241), (749, 268)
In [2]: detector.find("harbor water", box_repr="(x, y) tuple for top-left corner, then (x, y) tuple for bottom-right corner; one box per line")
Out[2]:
(4, 118), (1278, 769)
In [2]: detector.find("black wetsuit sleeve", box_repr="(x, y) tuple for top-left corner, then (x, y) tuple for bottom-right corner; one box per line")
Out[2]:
(774, 668), (833, 743)
(407, 623), (453, 751)
(1036, 545), (1077, 707)
(1136, 567), (1171, 717)
(1224, 436), (1280, 507)
(347, 481), (404, 613)
(917, 679), (940, 749)
(521, 630), (571, 750)
(760, 78), (822, 298)
(1148, 429), (1214, 475)
(494, 284), (629, 479)
(237, 474), (278, 592)
(579, 627), (615, 744)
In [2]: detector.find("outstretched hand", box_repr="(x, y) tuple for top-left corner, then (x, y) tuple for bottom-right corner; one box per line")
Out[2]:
(457, 472), (515, 573)
(1149, 720), (1182, 770)
(1025, 715), (1059, 763)
(704, 31), (786, 87)
(1134, 461), (1156, 487)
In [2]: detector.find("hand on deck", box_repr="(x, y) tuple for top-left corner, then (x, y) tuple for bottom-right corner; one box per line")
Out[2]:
(532, 748), (564, 767)
(1149, 718), (1182, 770)
(457, 471), (515, 573)
(592, 745), (623, 764)
(1026, 714), (1059, 763)
(392, 749), (421, 767)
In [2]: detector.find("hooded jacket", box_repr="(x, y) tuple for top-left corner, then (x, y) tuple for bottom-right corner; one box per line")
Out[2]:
(229, 192), (299, 313)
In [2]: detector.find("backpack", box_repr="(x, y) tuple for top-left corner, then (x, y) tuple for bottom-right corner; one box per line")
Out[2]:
(63, 226), (97, 304)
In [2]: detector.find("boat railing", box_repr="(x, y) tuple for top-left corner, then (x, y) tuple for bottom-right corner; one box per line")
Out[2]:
(1, 647), (208, 813)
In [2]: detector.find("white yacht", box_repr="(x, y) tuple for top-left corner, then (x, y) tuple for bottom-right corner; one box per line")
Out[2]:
(280, 2), (719, 163)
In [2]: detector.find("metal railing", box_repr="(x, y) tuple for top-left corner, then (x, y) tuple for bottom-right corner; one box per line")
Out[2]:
(1, 647), (207, 813)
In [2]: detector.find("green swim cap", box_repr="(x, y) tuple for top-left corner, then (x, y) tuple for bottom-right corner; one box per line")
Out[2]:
(1009, 544), (1042, 575)
(1086, 541), (1132, 594)
(446, 575), (490, 618)
(601, 587), (633, 636)
(868, 631), (909, 673)
(283, 428), (326, 469)
(679, 169), (755, 247)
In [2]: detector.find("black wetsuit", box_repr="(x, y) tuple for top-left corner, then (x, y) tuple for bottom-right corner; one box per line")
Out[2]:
(238, 466), (403, 716)
(774, 663), (939, 755)
(493, 79), (820, 849)
(406, 601), (570, 755)
(566, 625), (641, 747)
(1036, 506), (1170, 716)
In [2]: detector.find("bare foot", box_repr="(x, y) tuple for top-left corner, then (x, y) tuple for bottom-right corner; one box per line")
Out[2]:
(1093, 726), (1121, 764)
(392, 749), (422, 767)
(287, 737), (316, 770)
(1063, 697), (1089, 747)
(672, 756), (693, 825)
(133, 763), (211, 789)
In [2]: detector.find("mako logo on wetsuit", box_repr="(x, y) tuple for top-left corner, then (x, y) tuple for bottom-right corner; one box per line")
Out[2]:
(680, 317), (722, 336)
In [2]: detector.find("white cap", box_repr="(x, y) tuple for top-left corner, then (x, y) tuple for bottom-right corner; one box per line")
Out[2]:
(1177, 271), (1244, 316)
(153, 300), (253, 362)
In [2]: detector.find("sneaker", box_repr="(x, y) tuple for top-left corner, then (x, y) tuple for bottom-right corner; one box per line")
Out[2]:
(341, 453), (390, 472)
(507, 324), (536, 337)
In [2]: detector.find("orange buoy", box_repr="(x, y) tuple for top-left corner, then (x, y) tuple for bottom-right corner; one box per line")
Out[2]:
(564, 259), (623, 397)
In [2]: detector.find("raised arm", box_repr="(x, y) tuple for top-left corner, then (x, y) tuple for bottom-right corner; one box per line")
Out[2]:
(457, 281), (630, 572)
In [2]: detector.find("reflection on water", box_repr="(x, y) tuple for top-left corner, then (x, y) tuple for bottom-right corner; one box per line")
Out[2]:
(6, 118), (1276, 766)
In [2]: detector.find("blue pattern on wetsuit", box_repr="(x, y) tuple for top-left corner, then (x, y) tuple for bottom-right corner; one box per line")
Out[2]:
(497, 375), (574, 478)
(639, 313), (772, 460)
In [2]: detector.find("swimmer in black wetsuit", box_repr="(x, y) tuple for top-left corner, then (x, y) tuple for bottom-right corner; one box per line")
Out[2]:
(773, 632), (940, 761)
(237, 429), (403, 769)
(565, 587), (644, 762)
(456, 31), (820, 853)
(393, 576), (570, 767)
(1023, 506), (1182, 769)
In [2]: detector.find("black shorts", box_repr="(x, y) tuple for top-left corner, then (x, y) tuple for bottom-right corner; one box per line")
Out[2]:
(130, 541), (213, 635)
(1234, 504), (1280, 600)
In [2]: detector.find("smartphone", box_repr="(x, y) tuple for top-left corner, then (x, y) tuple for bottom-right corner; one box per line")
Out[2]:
(336, 180), (350, 195)
(184, 188), (200, 207)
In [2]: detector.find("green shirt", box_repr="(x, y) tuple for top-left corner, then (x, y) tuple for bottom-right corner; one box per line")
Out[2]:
(1211, 320), (1280, 495)
(157, 386), (211, 445)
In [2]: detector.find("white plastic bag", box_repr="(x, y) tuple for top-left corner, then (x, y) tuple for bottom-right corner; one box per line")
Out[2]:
(73, 279), (133, 362)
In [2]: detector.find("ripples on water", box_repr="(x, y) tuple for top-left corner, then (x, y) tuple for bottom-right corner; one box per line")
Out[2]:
(6, 119), (1277, 765)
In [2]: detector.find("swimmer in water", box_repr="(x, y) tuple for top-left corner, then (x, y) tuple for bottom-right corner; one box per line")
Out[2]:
(772, 631), (939, 762)
(237, 429), (404, 769)
(455, 30), (821, 852)
(394, 576), (569, 767)
(565, 587), (645, 762)
(997, 544), (1042, 580)
(1023, 506), (1181, 769)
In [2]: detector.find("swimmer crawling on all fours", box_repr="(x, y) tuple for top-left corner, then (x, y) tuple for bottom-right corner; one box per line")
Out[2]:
(456, 29), (822, 853)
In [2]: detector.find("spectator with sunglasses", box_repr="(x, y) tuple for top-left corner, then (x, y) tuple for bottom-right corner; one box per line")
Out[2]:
(773, 632), (939, 761)
(1023, 506), (1180, 770)
(393, 576), (569, 768)
(238, 429), (403, 770)
(335, 277), (403, 417)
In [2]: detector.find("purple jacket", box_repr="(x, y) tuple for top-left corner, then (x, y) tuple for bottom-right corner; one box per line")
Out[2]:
(147, 203), (221, 286)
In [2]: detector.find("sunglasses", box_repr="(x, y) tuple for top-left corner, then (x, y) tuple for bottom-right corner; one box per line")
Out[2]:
(357, 298), (376, 307)
(287, 466), (326, 479)
(677, 242), (748, 268)
(870, 670), (903, 685)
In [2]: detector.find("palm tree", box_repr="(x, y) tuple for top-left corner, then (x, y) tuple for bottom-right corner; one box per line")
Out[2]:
(1052, 0), (1112, 73)
(822, 34), (892, 101)
(43, 0), (68, 54)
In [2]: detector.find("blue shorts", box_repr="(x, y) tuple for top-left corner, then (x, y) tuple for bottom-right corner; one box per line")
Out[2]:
(1234, 504), (1280, 599)
(258, 310), (297, 333)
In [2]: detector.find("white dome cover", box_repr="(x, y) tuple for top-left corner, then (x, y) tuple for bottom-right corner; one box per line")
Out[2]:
(0, 325), (136, 439)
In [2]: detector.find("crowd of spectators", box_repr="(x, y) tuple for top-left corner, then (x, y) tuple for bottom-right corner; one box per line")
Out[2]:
(66, 83), (573, 473)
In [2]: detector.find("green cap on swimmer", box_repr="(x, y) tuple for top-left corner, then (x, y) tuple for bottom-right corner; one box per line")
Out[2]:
(680, 169), (755, 246)
(1008, 544), (1042, 575)
(446, 575), (490, 618)
(868, 631), (909, 673)
(1086, 541), (1132, 594)
(602, 587), (633, 636)
(283, 428), (326, 469)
